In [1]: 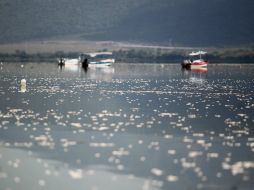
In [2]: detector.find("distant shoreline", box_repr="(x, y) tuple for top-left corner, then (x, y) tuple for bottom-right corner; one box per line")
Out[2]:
(1, 51), (254, 64)
(0, 41), (254, 64)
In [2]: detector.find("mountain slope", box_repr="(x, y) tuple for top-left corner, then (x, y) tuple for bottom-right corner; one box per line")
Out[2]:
(90, 0), (254, 46)
(0, 0), (148, 42)
(0, 0), (254, 46)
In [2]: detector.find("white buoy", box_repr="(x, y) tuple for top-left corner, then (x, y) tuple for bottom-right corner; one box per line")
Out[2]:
(20, 79), (27, 92)
(21, 79), (26, 86)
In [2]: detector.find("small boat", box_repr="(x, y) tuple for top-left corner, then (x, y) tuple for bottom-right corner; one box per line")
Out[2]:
(58, 57), (80, 66)
(64, 58), (80, 65)
(181, 51), (208, 69)
(84, 52), (115, 67)
(58, 52), (115, 67)
(58, 57), (65, 66)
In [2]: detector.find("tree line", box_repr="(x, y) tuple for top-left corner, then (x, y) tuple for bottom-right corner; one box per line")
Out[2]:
(1, 49), (254, 63)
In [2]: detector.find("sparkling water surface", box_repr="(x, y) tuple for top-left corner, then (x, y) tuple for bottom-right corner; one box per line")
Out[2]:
(0, 63), (254, 190)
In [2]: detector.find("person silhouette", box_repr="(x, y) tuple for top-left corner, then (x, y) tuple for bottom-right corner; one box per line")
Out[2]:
(82, 58), (88, 69)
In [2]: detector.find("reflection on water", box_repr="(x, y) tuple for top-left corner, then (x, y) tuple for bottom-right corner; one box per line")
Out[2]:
(0, 63), (254, 190)
(182, 67), (208, 84)
(58, 64), (115, 80)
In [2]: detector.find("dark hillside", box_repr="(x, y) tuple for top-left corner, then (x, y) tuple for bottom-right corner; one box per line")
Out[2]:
(91, 0), (254, 46)
(0, 0), (254, 46)
(0, 0), (147, 42)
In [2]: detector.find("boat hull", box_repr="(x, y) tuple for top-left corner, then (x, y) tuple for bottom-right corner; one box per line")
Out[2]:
(182, 61), (208, 69)
(191, 62), (208, 68)
(89, 59), (115, 67)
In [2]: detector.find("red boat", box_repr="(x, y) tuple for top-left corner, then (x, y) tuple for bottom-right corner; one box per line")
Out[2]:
(181, 51), (208, 69)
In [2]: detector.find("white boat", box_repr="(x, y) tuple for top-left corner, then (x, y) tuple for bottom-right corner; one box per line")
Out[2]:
(84, 52), (115, 67)
(58, 57), (79, 66)
(58, 52), (115, 67)
(182, 51), (208, 69)
(64, 58), (80, 65)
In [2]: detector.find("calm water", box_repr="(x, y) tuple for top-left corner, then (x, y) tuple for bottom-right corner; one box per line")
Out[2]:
(0, 63), (254, 190)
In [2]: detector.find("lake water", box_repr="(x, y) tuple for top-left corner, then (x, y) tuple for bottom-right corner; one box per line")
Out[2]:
(0, 63), (254, 190)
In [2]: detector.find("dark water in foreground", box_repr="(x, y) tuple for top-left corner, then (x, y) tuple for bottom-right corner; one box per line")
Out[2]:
(0, 63), (254, 190)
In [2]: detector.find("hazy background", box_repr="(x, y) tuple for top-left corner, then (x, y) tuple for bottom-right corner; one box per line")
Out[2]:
(0, 0), (254, 47)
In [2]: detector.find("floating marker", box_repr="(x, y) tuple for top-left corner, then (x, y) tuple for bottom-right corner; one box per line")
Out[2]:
(21, 79), (26, 86)
(20, 79), (26, 92)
